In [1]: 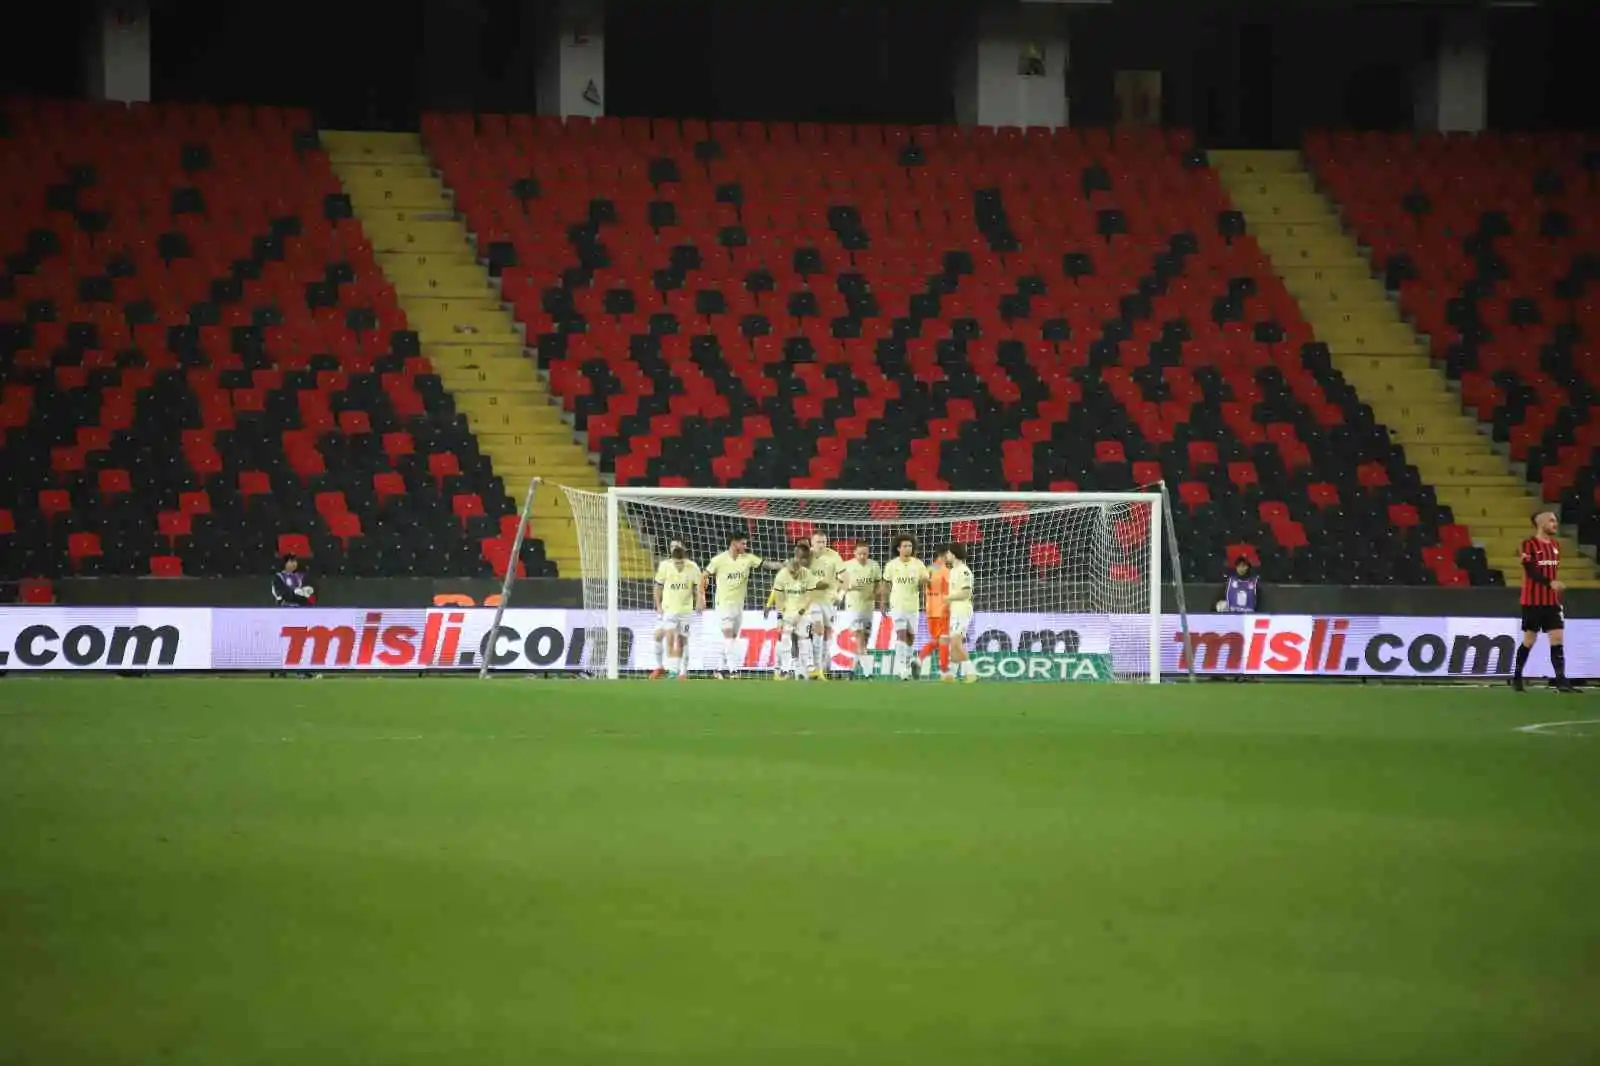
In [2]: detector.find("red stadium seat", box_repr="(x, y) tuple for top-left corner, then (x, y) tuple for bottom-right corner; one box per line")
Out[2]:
(481, 537), (526, 579)
(949, 519), (982, 545)
(20, 579), (55, 604)
(277, 533), (311, 559)
(327, 512), (363, 547)
(149, 555), (184, 578)
(39, 490), (73, 520)
(68, 532), (103, 565)
(383, 432), (416, 462)
(1095, 441), (1127, 464)
(374, 472), (408, 504)
(428, 453), (462, 486)
(1226, 462), (1259, 492)
(1028, 543), (1062, 569)
(157, 511), (192, 546)
(97, 469), (132, 498)
(1227, 543), (1261, 567)
(1178, 482), (1211, 509)
(452, 494), (487, 526)
(239, 471), (273, 498)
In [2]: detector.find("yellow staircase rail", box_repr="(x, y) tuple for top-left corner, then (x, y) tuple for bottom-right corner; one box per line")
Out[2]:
(1209, 149), (1597, 588)
(320, 130), (604, 579)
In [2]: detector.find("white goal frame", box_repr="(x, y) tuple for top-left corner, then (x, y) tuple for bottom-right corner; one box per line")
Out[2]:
(593, 487), (1166, 683)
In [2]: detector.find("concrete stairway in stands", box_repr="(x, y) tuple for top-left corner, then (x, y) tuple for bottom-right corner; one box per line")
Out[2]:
(321, 130), (601, 577)
(1209, 149), (1597, 587)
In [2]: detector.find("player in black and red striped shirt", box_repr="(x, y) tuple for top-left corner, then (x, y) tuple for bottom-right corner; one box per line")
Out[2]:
(1513, 509), (1572, 692)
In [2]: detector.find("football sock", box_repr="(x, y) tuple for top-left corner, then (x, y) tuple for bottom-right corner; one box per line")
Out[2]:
(653, 634), (665, 669)
(1514, 644), (1531, 678)
(939, 645), (950, 673)
(677, 641), (690, 675)
(721, 637), (737, 672)
(1551, 645), (1566, 680)
(812, 634), (826, 673)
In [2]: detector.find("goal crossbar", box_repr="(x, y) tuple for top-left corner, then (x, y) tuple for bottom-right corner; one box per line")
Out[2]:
(608, 488), (1158, 505)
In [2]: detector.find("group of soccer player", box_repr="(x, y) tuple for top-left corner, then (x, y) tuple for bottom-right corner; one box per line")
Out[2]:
(649, 531), (977, 681)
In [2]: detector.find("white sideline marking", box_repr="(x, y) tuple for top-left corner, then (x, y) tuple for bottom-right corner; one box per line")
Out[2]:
(2, 727), (1110, 747)
(1515, 719), (1600, 736)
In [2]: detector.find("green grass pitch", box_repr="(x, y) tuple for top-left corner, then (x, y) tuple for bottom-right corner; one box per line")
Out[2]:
(1, 678), (1597, 1066)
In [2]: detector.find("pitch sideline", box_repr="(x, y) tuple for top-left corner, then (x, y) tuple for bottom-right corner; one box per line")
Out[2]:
(1514, 718), (1600, 736)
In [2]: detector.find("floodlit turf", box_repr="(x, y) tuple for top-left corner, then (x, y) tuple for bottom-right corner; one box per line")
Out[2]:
(1, 680), (1597, 1066)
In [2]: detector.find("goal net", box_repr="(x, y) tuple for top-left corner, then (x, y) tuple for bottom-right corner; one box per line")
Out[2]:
(556, 488), (1172, 683)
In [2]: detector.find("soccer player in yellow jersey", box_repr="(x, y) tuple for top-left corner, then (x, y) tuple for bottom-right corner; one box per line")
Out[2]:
(805, 531), (844, 679)
(701, 532), (764, 679)
(764, 542), (815, 680)
(649, 538), (689, 676)
(941, 543), (977, 683)
(879, 533), (929, 680)
(836, 541), (882, 675)
(652, 541), (704, 680)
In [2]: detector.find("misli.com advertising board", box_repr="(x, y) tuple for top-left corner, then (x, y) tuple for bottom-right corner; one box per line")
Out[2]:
(0, 608), (1590, 677)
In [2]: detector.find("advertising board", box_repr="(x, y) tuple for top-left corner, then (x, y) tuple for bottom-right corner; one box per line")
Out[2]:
(0, 607), (1589, 678)
(0, 609), (212, 672)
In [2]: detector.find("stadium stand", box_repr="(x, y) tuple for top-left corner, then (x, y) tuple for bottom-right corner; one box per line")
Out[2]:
(426, 114), (1473, 584)
(8, 98), (1580, 589)
(1302, 131), (1600, 585)
(0, 98), (548, 583)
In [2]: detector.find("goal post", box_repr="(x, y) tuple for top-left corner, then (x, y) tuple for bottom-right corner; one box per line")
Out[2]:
(476, 475), (541, 681)
(552, 486), (1183, 684)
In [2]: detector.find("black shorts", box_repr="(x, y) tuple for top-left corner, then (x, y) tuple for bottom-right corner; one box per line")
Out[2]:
(1520, 604), (1565, 633)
